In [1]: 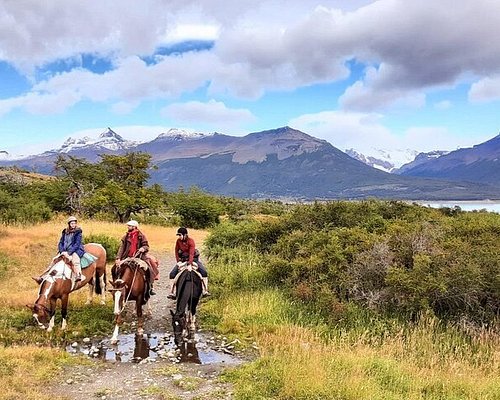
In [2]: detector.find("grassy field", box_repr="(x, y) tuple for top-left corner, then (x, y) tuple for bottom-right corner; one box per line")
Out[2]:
(0, 219), (207, 399)
(203, 246), (500, 400)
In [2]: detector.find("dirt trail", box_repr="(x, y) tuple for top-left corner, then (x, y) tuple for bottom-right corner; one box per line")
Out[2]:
(49, 253), (247, 400)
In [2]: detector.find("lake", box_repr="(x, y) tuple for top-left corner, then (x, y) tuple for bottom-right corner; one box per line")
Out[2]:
(415, 201), (500, 213)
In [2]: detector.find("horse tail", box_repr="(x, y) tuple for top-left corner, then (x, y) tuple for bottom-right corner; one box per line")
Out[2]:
(95, 268), (106, 295)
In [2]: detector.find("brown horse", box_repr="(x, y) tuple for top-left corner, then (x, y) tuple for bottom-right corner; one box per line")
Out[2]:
(30, 243), (107, 331)
(109, 257), (151, 344)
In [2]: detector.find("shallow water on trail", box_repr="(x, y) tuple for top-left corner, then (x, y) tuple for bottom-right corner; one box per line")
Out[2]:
(66, 332), (243, 365)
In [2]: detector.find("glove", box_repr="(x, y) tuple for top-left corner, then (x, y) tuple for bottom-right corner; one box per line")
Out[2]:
(176, 261), (184, 267)
(138, 247), (145, 253)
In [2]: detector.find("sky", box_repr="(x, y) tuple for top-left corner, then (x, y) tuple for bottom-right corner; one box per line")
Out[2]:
(1, 0), (500, 158)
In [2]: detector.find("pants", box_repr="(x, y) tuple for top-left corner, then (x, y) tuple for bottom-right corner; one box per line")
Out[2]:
(169, 258), (207, 279)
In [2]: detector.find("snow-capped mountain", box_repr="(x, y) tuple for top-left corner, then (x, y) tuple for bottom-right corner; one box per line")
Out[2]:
(59, 127), (137, 153)
(155, 128), (208, 141)
(396, 150), (450, 174)
(345, 148), (420, 173)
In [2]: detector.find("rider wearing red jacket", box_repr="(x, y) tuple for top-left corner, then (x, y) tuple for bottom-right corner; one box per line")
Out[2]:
(167, 227), (210, 299)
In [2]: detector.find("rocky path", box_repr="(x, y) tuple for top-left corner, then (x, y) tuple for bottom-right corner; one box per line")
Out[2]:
(50, 254), (249, 400)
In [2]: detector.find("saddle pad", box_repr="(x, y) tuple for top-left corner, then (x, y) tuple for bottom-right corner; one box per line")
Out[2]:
(81, 252), (97, 269)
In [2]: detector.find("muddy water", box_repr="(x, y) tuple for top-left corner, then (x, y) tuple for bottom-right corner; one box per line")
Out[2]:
(67, 332), (242, 365)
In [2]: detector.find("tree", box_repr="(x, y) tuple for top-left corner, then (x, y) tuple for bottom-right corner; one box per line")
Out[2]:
(54, 152), (160, 222)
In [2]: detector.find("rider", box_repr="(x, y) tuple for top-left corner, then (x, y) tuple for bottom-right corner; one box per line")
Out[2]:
(115, 220), (158, 295)
(33, 216), (84, 284)
(167, 227), (210, 300)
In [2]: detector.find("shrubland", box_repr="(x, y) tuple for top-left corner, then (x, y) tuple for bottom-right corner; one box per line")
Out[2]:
(203, 200), (500, 399)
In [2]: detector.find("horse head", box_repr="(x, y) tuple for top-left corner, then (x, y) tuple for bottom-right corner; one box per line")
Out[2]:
(170, 309), (186, 344)
(108, 278), (128, 315)
(28, 302), (51, 329)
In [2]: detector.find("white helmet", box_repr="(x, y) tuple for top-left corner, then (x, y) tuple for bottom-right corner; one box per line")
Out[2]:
(126, 220), (139, 227)
(67, 216), (77, 223)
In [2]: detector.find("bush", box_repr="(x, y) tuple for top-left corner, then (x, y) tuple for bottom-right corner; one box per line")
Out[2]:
(84, 233), (120, 262)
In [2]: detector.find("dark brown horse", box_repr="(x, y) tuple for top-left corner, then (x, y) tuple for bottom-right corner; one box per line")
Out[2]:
(30, 243), (107, 331)
(109, 257), (151, 344)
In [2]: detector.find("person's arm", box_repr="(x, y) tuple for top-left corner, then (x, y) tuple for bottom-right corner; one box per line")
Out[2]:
(188, 237), (196, 264)
(175, 239), (180, 262)
(115, 236), (126, 261)
(138, 232), (150, 253)
(57, 230), (65, 253)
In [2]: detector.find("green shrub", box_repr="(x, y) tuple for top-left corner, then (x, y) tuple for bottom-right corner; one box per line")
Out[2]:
(84, 233), (120, 262)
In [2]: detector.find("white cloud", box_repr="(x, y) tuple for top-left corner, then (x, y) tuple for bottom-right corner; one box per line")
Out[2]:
(1, 0), (500, 114)
(468, 75), (500, 103)
(162, 99), (255, 129)
(289, 110), (490, 154)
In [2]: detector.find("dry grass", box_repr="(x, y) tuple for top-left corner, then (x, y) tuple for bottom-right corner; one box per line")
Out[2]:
(0, 345), (78, 400)
(0, 218), (208, 307)
(215, 288), (500, 399)
(254, 324), (500, 399)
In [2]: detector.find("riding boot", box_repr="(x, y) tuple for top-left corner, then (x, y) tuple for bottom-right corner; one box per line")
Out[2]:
(167, 279), (176, 300)
(202, 277), (211, 297)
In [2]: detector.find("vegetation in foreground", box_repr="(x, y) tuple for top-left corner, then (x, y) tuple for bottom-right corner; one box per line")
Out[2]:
(202, 201), (500, 399)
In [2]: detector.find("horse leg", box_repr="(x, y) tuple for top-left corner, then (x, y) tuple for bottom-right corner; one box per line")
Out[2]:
(61, 294), (69, 330)
(99, 273), (106, 305)
(86, 281), (94, 305)
(46, 299), (57, 332)
(188, 311), (196, 334)
(136, 299), (144, 336)
(111, 314), (121, 345)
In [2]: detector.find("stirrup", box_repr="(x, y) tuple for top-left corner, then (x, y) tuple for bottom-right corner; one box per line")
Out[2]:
(75, 274), (82, 282)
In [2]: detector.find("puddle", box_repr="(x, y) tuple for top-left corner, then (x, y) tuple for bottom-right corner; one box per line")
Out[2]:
(66, 332), (242, 365)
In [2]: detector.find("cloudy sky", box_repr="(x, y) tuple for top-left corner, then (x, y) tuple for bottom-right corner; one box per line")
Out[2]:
(1, 0), (500, 157)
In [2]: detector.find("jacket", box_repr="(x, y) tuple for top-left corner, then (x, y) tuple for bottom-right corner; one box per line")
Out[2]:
(116, 230), (149, 261)
(58, 227), (85, 257)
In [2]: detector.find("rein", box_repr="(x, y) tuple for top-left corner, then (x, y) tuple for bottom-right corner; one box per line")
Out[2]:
(115, 252), (146, 314)
(118, 261), (139, 314)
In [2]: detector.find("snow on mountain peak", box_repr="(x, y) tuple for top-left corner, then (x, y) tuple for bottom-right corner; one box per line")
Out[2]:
(59, 128), (136, 153)
(346, 147), (420, 173)
(156, 128), (207, 141)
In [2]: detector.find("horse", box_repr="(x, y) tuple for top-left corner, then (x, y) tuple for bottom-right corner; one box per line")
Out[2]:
(170, 263), (203, 345)
(109, 257), (151, 345)
(30, 243), (107, 331)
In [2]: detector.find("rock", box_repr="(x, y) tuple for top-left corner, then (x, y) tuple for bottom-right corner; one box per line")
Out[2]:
(71, 342), (78, 348)
(82, 337), (91, 343)
(66, 379), (74, 384)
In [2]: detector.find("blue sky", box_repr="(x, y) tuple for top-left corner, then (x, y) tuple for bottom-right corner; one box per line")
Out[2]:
(1, 0), (499, 162)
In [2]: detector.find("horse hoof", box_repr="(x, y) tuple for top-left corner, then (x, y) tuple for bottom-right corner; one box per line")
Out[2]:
(47, 328), (53, 333)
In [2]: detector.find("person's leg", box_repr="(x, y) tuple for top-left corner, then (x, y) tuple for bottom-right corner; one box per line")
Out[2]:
(195, 259), (210, 296)
(72, 253), (82, 281)
(33, 254), (61, 284)
(167, 264), (179, 299)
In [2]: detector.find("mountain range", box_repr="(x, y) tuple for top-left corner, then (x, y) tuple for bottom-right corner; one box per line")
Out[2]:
(1, 126), (499, 200)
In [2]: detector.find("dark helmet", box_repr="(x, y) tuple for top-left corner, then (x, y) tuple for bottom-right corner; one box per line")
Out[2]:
(177, 227), (188, 235)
